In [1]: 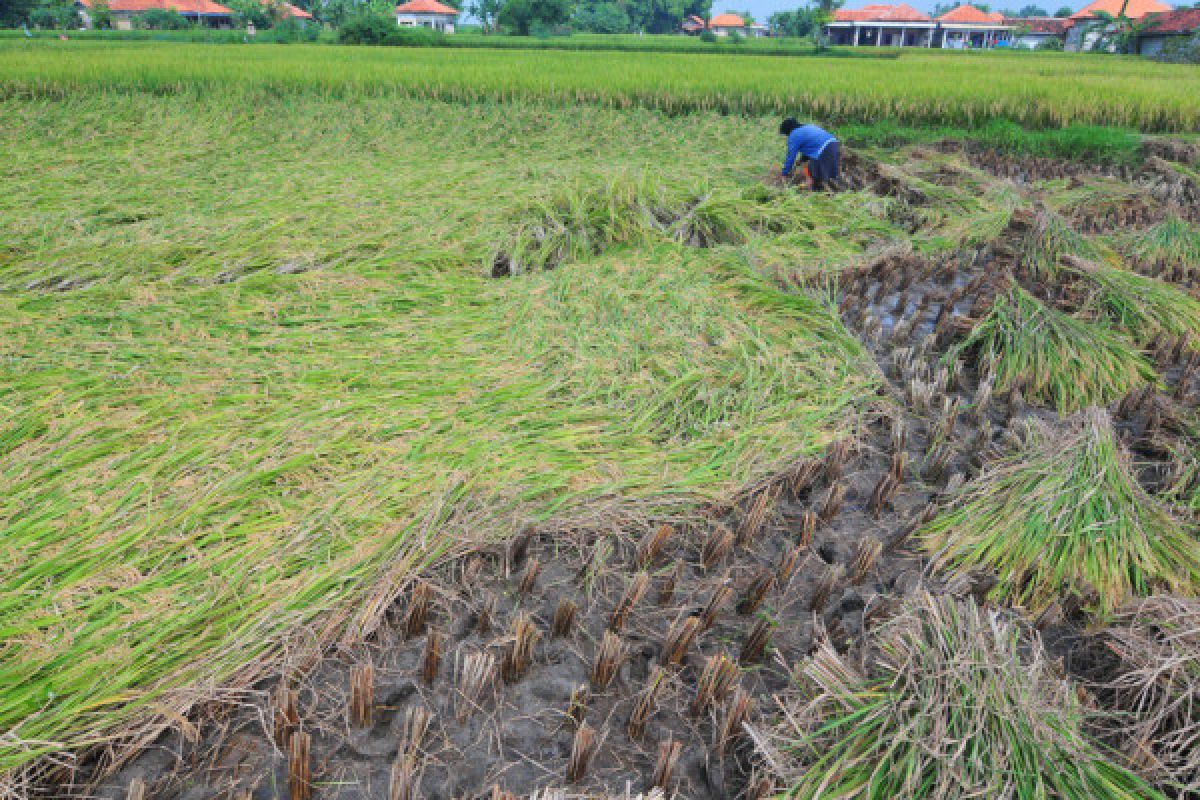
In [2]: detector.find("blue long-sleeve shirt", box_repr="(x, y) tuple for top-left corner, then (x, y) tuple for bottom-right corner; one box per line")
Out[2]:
(782, 124), (837, 177)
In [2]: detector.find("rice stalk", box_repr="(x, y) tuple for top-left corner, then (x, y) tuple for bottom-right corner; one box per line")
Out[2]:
(1099, 596), (1200, 796)
(950, 285), (1156, 412)
(1076, 262), (1200, 345)
(920, 409), (1200, 615)
(759, 592), (1164, 800)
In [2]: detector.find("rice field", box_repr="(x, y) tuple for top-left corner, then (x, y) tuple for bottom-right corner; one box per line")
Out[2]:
(0, 39), (1199, 130)
(3, 40), (1200, 800)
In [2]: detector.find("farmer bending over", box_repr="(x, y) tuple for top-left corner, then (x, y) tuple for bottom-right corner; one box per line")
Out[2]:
(779, 118), (840, 190)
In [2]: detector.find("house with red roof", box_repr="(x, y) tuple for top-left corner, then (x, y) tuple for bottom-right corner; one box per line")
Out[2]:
(395, 0), (458, 32)
(934, 3), (1011, 48)
(77, 0), (307, 29)
(77, 0), (232, 28)
(276, 2), (311, 21)
(1064, 0), (1172, 49)
(1005, 16), (1070, 48)
(1134, 7), (1200, 54)
(708, 12), (746, 35)
(826, 4), (935, 46)
(827, 3), (1019, 48)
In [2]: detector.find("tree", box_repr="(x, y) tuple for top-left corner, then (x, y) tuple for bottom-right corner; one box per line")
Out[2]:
(496, 0), (570, 34)
(768, 6), (818, 35)
(467, 0), (501, 31)
(574, 0), (632, 31)
(728, 7), (753, 22)
(133, 7), (191, 27)
(1153, 30), (1200, 62)
(28, 0), (78, 26)
(624, 0), (711, 33)
(1017, 4), (1048, 14)
(811, 0), (843, 50)
(224, 0), (276, 27)
(768, 6), (816, 35)
(1053, 4), (1071, 15)
(0, 0), (39, 24)
(90, 0), (113, 26)
(1085, 0), (1148, 53)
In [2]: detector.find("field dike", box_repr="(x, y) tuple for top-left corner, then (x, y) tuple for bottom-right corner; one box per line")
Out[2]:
(12, 134), (1200, 799)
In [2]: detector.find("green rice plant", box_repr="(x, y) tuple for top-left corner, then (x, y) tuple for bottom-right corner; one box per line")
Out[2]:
(950, 285), (1155, 412)
(1117, 215), (1200, 278)
(1077, 262), (1200, 345)
(761, 592), (1163, 800)
(1, 41), (1200, 132)
(920, 409), (1200, 615)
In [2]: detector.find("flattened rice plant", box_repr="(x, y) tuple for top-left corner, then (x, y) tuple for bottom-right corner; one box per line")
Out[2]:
(920, 409), (1200, 615)
(495, 177), (844, 275)
(759, 593), (1163, 800)
(496, 176), (656, 275)
(951, 285), (1155, 412)
(0, 96), (879, 780)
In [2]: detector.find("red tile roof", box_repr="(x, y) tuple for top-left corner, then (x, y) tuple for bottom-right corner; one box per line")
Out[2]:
(1141, 7), (1200, 32)
(395, 0), (458, 14)
(937, 4), (1004, 23)
(1004, 15), (1070, 32)
(79, 0), (232, 13)
(709, 12), (745, 26)
(1070, 0), (1170, 20)
(280, 2), (311, 18)
(833, 4), (932, 22)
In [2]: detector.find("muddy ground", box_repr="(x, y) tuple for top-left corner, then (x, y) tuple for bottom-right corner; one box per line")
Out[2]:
(45, 139), (1200, 800)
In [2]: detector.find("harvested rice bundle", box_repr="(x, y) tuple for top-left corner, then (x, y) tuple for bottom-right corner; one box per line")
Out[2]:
(757, 593), (1162, 800)
(1076, 262), (1200, 345)
(920, 409), (1200, 615)
(1100, 596), (1200, 797)
(952, 286), (1155, 412)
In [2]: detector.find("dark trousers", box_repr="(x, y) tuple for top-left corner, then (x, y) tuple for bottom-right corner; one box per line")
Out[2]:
(808, 141), (841, 190)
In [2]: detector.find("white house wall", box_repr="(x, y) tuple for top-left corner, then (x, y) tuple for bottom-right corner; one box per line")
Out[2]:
(396, 12), (456, 31)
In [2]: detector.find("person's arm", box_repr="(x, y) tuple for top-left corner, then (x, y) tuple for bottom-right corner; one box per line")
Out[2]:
(781, 135), (802, 177)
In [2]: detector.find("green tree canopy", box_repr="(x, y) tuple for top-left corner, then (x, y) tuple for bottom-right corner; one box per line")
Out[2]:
(497, 0), (571, 34)
(0, 0), (39, 25)
(768, 6), (819, 35)
(574, 0), (632, 31)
